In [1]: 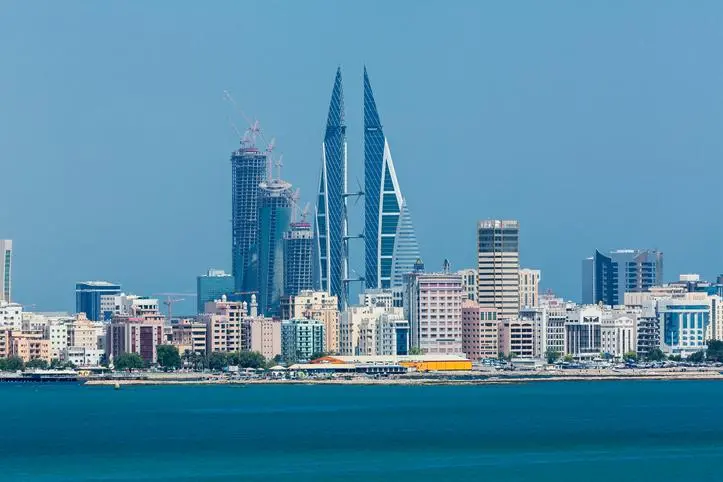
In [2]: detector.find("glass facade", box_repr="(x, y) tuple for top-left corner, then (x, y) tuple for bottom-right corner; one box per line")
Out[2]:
(75, 281), (121, 321)
(257, 180), (293, 317)
(196, 270), (234, 313)
(315, 68), (348, 306)
(1, 241), (11, 302)
(283, 222), (314, 298)
(390, 201), (421, 288)
(364, 67), (417, 290)
(583, 249), (663, 305)
(231, 146), (267, 293)
(660, 303), (709, 354)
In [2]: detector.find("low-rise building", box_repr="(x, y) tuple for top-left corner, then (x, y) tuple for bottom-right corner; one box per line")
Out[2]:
(0, 301), (22, 330)
(461, 300), (499, 360)
(565, 306), (602, 360)
(601, 308), (637, 358)
(11, 333), (51, 363)
(499, 318), (536, 358)
(281, 318), (325, 363)
(284, 291), (340, 354)
(171, 320), (207, 355)
(658, 298), (710, 356)
(64, 346), (104, 367)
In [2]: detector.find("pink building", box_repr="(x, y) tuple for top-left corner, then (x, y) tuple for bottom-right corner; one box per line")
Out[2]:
(461, 300), (499, 360)
(106, 316), (164, 364)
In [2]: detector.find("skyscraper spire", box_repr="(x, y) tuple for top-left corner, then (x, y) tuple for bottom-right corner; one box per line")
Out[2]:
(364, 67), (418, 289)
(315, 67), (348, 305)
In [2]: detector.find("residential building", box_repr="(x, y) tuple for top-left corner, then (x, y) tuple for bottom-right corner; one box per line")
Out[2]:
(203, 295), (245, 353)
(477, 220), (520, 319)
(565, 306), (602, 360)
(48, 322), (68, 360)
(231, 133), (267, 293)
(281, 318), (325, 363)
(196, 269), (234, 314)
(0, 240), (11, 302)
(170, 320), (207, 355)
(106, 317), (164, 364)
(658, 298), (710, 356)
(406, 270), (464, 355)
(582, 249), (663, 305)
(316, 67), (348, 307)
(75, 281), (121, 321)
(64, 346), (104, 367)
(11, 333), (50, 363)
(283, 222), (314, 298)
(285, 290), (340, 354)
(519, 268), (541, 309)
(257, 178), (294, 316)
(67, 313), (101, 350)
(0, 329), (10, 357)
(340, 304), (408, 356)
(539, 295), (569, 357)
(461, 300), (499, 360)
(359, 289), (395, 310)
(498, 318), (536, 359)
(0, 301), (22, 330)
(364, 67), (420, 290)
(245, 316), (282, 360)
(636, 301), (660, 358)
(457, 269), (477, 302)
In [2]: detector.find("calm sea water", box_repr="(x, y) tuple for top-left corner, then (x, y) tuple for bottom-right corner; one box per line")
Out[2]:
(3, 380), (723, 481)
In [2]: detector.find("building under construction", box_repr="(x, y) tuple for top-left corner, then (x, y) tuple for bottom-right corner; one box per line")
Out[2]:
(231, 138), (267, 294)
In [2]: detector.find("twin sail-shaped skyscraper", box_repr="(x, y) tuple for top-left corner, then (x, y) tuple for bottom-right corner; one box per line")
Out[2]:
(315, 67), (421, 306)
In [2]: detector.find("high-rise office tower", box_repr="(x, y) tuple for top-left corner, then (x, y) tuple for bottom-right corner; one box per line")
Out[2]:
(477, 220), (520, 319)
(284, 222), (314, 298)
(231, 138), (267, 293)
(0, 240), (11, 302)
(364, 67), (419, 290)
(196, 269), (234, 313)
(315, 67), (348, 306)
(582, 249), (663, 306)
(257, 179), (293, 316)
(75, 281), (122, 321)
(389, 201), (422, 289)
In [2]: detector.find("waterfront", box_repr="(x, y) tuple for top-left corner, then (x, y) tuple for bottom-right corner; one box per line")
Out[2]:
(4, 381), (723, 481)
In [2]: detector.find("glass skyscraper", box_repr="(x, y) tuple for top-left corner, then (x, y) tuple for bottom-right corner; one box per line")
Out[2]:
(0, 240), (11, 302)
(364, 67), (419, 289)
(75, 281), (121, 321)
(582, 249), (664, 305)
(231, 142), (267, 293)
(390, 201), (421, 288)
(257, 179), (294, 316)
(315, 68), (348, 305)
(284, 222), (314, 298)
(196, 269), (234, 313)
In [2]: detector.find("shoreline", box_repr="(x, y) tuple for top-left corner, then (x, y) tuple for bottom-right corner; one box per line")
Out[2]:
(83, 370), (723, 386)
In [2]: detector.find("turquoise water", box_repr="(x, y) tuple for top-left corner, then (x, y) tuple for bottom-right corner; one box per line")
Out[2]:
(3, 381), (723, 481)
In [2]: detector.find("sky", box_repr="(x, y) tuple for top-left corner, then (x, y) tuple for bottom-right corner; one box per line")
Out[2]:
(2, 1), (723, 313)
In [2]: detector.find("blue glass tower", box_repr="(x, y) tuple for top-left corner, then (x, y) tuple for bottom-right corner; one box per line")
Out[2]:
(75, 281), (121, 321)
(364, 67), (419, 289)
(315, 68), (348, 304)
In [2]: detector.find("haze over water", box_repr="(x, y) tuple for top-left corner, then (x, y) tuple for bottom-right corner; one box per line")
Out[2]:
(4, 381), (723, 481)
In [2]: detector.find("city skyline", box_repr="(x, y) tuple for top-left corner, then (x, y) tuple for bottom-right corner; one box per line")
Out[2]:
(3, 2), (723, 311)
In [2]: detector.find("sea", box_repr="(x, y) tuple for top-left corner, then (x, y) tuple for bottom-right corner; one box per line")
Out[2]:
(3, 380), (723, 481)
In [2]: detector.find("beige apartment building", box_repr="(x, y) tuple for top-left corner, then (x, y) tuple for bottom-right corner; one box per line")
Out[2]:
(171, 320), (208, 355)
(11, 333), (51, 363)
(245, 317), (282, 360)
(519, 268), (540, 309)
(285, 290), (340, 354)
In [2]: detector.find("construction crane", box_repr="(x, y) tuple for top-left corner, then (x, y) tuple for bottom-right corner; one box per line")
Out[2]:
(153, 293), (197, 324)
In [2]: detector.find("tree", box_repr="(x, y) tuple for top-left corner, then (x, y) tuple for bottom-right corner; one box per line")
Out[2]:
(563, 354), (574, 363)
(706, 340), (723, 362)
(25, 359), (49, 370)
(408, 347), (423, 356)
(208, 352), (228, 371)
(236, 351), (266, 369)
(0, 357), (24, 371)
(688, 351), (705, 364)
(309, 352), (328, 362)
(156, 345), (182, 370)
(545, 349), (561, 364)
(668, 354), (683, 362)
(646, 348), (666, 362)
(114, 353), (145, 371)
(623, 351), (638, 362)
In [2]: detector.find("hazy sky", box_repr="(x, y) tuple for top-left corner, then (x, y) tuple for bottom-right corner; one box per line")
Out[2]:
(2, 1), (723, 312)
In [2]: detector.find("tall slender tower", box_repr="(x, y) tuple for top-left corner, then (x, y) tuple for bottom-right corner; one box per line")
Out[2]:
(231, 138), (267, 293)
(364, 67), (419, 289)
(284, 222), (314, 298)
(477, 220), (520, 319)
(0, 240), (11, 302)
(315, 68), (348, 305)
(257, 179), (294, 316)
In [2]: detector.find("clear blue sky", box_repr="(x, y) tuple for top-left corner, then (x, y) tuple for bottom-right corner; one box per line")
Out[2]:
(2, 1), (723, 312)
